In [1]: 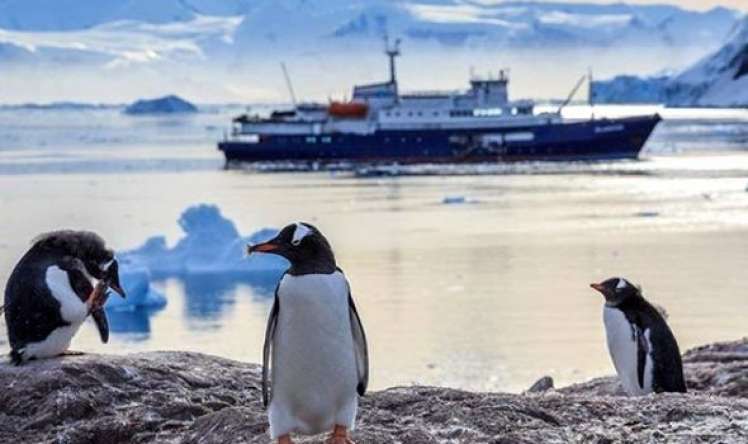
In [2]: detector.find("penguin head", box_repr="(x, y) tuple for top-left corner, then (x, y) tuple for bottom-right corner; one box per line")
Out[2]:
(247, 222), (336, 272)
(590, 277), (639, 306)
(33, 230), (126, 297)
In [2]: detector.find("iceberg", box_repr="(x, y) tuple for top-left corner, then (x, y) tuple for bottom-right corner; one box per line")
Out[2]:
(105, 260), (166, 311)
(112, 204), (288, 311)
(120, 204), (287, 275)
(124, 95), (198, 115)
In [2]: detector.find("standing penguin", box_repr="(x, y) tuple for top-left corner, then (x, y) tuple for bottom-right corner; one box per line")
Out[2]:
(590, 277), (686, 395)
(248, 222), (368, 444)
(4, 230), (125, 365)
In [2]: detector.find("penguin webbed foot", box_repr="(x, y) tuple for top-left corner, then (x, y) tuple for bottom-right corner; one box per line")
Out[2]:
(9, 349), (24, 366)
(277, 435), (295, 444)
(326, 426), (355, 444)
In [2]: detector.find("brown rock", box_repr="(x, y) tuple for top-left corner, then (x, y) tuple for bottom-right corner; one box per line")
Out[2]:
(0, 340), (746, 443)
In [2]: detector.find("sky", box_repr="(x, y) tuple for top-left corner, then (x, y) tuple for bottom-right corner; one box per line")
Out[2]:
(534, 0), (748, 10)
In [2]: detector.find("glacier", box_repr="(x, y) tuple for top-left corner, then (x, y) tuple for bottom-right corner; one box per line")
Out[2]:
(592, 16), (748, 107)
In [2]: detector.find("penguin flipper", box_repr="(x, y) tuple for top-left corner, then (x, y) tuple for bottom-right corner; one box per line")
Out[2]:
(91, 308), (110, 343)
(348, 292), (369, 396)
(262, 292), (280, 409)
(635, 326), (650, 390)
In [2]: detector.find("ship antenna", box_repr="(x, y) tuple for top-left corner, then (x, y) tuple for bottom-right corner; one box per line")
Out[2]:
(556, 73), (587, 115)
(280, 62), (298, 107)
(588, 66), (595, 120)
(384, 35), (401, 95)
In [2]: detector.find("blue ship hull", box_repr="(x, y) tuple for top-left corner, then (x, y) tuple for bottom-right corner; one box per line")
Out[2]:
(218, 115), (660, 164)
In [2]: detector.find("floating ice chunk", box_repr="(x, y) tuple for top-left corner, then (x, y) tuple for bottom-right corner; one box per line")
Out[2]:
(442, 195), (479, 205)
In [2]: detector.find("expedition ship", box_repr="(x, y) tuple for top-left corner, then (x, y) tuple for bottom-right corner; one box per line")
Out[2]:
(218, 41), (660, 165)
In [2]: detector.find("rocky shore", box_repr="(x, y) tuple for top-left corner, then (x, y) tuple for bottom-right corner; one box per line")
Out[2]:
(1, 339), (746, 443)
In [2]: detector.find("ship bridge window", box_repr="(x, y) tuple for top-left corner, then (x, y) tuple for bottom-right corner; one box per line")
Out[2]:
(449, 110), (473, 118)
(241, 134), (260, 144)
(321, 136), (332, 143)
(305, 136), (317, 143)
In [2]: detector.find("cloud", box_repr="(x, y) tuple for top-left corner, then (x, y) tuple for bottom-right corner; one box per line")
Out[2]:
(402, 3), (529, 29)
(0, 14), (243, 67)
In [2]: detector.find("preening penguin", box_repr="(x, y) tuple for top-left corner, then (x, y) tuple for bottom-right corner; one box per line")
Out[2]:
(590, 277), (686, 395)
(248, 222), (368, 444)
(3, 230), (125, 365)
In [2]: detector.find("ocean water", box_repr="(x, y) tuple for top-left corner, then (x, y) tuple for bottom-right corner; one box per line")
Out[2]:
(0, 105), (746, 393)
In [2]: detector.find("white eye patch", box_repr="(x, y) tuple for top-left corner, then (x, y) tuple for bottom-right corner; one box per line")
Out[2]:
(616, 278), (628, 290)
(100, 259), (114, 271)
(291, 223), (311, 246)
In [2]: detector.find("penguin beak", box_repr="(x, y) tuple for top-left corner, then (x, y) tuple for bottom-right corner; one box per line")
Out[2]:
(109, 281), (126, 299)
(590, 282), (606, 295)
(247, 241), (279, 255)
(106, 260), (126, 298)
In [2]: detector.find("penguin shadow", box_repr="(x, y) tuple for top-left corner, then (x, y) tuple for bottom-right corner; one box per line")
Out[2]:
(175, 270), (284, 322)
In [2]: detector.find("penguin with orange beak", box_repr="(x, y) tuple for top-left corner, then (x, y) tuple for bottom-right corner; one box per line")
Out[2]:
(590, 277), (686, 395)
(249, 222), (368, 444)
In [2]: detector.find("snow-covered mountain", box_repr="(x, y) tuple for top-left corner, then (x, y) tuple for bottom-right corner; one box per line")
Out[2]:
(0, 1), (743, 102)
(667, 16), (748, 107)
(593, 16), (748, 107)
(0, 1), (739, 47)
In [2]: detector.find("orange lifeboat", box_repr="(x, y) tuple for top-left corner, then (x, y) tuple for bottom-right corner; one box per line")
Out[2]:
(328, 101), (368, 119)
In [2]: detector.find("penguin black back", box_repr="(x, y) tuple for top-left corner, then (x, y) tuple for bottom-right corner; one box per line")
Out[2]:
(616, 292), (686, 393)
(592, 277), (686, 394)
(4, 230), (117, 364)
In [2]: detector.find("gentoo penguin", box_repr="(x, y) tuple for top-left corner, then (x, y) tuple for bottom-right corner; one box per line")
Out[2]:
(590, 277), (686, 395)
(4, 230), (125, 365)
(248, 222), (368, 444)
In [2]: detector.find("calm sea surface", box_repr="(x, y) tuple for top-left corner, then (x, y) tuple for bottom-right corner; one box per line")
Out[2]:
(0, 105), (746, 392)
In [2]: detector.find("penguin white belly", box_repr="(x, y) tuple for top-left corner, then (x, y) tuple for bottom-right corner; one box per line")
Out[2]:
(603, 306), (653, 396)
(23, 266), (89, 360)
(269, 272), (358, 438)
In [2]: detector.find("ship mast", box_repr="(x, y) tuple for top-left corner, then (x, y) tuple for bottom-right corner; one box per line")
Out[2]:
(384, 36), (401, 99)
